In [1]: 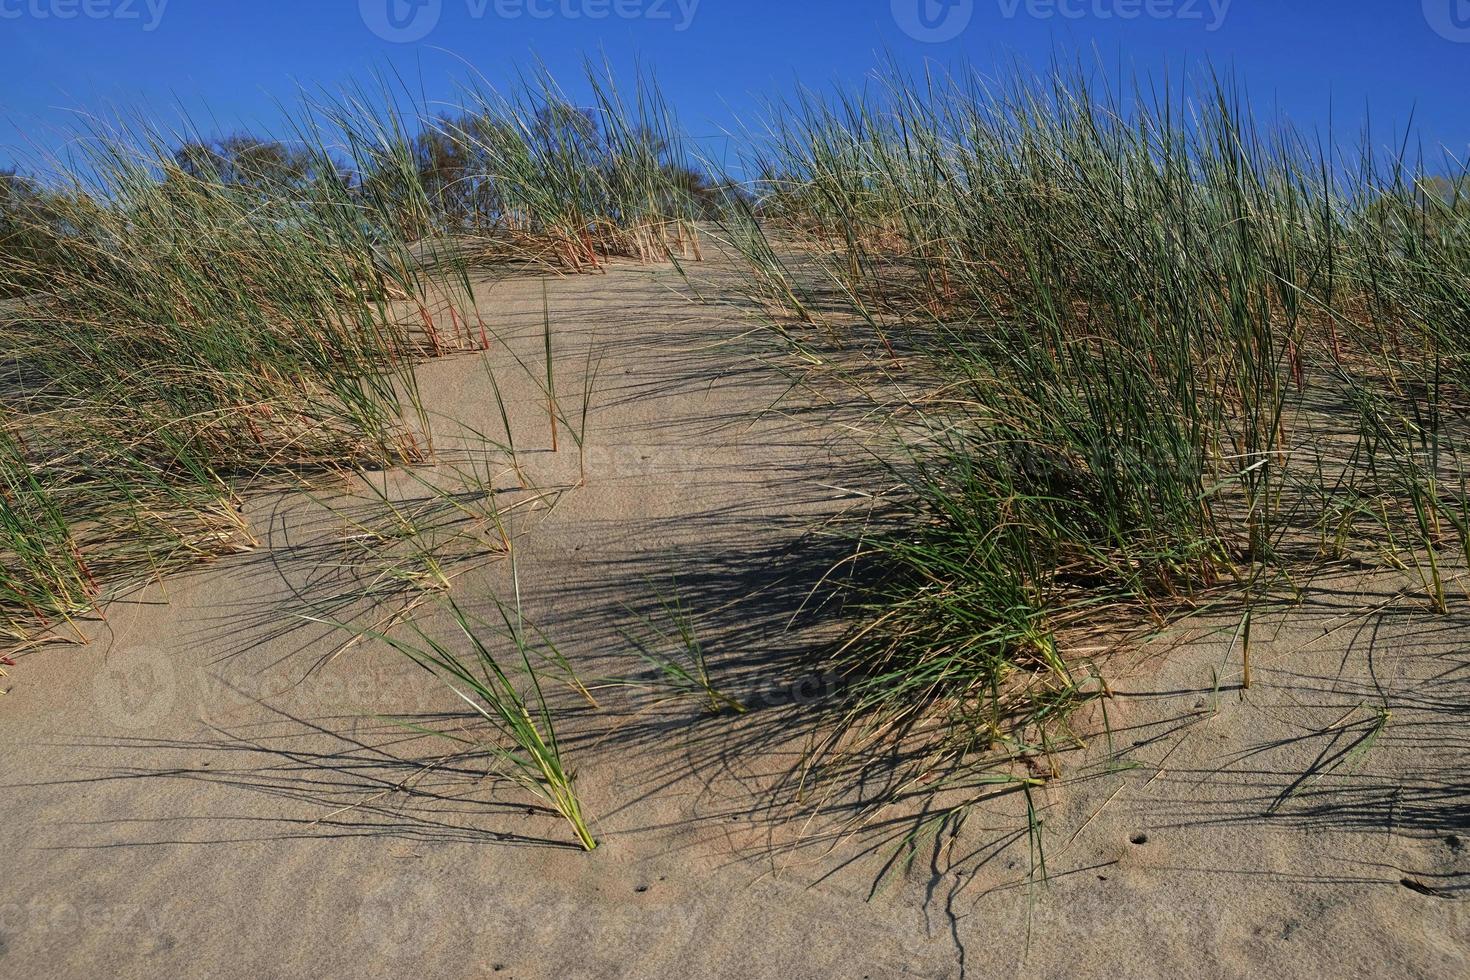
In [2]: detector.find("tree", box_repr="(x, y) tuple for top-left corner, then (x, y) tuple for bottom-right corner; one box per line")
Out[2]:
(173, 134), (322, 193)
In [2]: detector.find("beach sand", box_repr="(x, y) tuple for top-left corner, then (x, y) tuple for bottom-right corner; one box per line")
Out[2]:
(1, 261), (1465, 979)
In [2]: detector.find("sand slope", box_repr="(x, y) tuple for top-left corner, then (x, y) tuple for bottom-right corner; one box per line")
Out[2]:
(1, 262), (1465, 979)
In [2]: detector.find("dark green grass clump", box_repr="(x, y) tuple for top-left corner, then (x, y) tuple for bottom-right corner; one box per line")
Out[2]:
(712, 60), (1470, 764)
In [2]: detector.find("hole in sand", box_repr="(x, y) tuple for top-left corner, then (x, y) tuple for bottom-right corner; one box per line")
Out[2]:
(1130, 833), (1149, 845)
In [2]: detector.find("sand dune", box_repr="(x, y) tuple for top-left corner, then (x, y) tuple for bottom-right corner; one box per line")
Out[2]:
(1, 262), (1465, 979)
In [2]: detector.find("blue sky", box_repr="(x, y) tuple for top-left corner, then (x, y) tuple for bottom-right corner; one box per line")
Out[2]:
(2, 1), (1468, 173)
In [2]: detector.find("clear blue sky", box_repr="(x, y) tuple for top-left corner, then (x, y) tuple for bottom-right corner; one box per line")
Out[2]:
(2, 1), (1467, 173)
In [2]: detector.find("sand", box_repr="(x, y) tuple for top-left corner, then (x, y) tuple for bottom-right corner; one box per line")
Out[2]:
(1, 260), (1465, 979)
